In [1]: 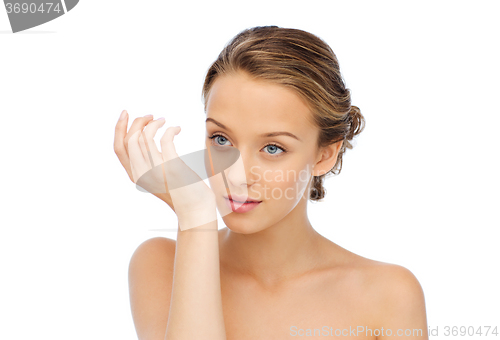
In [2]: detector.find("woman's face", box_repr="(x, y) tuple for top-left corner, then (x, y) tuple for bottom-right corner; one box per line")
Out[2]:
(205, 70), (323, 234)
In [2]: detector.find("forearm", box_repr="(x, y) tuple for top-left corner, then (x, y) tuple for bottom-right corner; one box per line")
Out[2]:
(165, 215), (226, 340)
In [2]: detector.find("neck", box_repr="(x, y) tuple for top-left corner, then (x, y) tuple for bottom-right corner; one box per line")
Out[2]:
(219, 197), (329, 288)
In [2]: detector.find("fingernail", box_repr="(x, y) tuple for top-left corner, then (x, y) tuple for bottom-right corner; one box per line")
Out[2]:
(119, 110), (127, 121)
(156, 117), (165, 121)
(144, 114), (153, 118)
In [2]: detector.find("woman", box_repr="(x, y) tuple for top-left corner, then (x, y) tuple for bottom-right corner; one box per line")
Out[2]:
(114, 26), (428, 340)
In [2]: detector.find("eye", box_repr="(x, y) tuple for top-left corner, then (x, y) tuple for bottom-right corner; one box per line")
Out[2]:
(208, 133), (232, 146)
(263, 144), (285, 155)
(207, 133), (288, 157)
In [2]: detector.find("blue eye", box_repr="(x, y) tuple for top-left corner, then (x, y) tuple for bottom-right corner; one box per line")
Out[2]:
(208, 133), (288, 157)
(212, 135), (232, 146)
(264, 144), (284, 155)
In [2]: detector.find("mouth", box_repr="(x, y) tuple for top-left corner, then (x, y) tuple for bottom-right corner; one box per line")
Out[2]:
(224, 194), (262, 204)
(223, 195), (262, 213)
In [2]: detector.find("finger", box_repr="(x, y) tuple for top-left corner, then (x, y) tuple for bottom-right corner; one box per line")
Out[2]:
(138, 133), (153, 167)
(114, 110), (134, 181)
(114, 110), (130, 158)
(124, 114), (155, 155)
(138, 119), (164, 168)
(142, 118), (166, 167)
(128, 129), (149, 183)
(160, 126), (181, 162)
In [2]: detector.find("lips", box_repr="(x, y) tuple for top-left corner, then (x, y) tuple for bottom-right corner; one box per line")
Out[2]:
(224, 196), (262, 213)
(224, 194), (262, 203)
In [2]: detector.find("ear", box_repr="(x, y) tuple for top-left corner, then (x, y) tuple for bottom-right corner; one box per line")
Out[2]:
(312, 140), (343, 177)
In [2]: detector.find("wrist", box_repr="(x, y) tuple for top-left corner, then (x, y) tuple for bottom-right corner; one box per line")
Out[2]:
(176, 204), (217, 231)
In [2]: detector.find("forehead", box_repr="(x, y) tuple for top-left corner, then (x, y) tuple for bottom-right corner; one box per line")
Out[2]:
(205, 71), (316, 133)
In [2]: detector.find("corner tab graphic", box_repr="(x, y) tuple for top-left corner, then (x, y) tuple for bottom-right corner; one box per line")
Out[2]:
(4, 0), (79, 33)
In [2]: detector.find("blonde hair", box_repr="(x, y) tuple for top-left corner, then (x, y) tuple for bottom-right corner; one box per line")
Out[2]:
(202, 25), (365, 201)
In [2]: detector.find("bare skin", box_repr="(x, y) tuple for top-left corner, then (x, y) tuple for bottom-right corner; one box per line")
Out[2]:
(129, 232), (427, 340)
(122, 70), (428, 339)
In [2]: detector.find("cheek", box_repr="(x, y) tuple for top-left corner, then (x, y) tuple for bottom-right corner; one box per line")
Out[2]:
(282, 168), (312, 202)
(255, 164), (312, 202)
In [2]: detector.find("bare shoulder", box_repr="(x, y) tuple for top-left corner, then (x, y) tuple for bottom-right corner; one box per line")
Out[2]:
(346, 255), (427, 337)
(128, 237), (177, 340)
(129, 237), (176, 278)
(327, 244), (424, 302)
(361, 259), (426, 308)
(367, 261), (424, 295)
(321, 240), (427, 331)
(343, 253), (425, 304)
(129, 236), (176, 263)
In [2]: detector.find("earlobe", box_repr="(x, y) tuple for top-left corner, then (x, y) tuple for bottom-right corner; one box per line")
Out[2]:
(315, 169), (328, 176)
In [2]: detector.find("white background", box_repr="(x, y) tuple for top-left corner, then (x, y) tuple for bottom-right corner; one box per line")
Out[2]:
(1, 1), (499, 339)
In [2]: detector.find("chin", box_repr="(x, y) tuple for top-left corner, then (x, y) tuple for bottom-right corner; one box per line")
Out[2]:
(221, 214), (268, 235)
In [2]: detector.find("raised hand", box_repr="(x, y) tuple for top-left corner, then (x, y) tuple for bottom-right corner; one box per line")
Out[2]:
(114, 110), (175, 211)
(114, 110), (217, 230)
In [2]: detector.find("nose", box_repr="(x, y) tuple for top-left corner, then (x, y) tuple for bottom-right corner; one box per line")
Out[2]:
(225, 149), (258, 189)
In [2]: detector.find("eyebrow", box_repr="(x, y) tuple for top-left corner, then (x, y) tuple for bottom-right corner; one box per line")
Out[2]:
(206, 117), (302, 141)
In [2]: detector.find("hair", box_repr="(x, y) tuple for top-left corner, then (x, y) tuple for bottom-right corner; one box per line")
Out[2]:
(201, 25), (365, 201)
